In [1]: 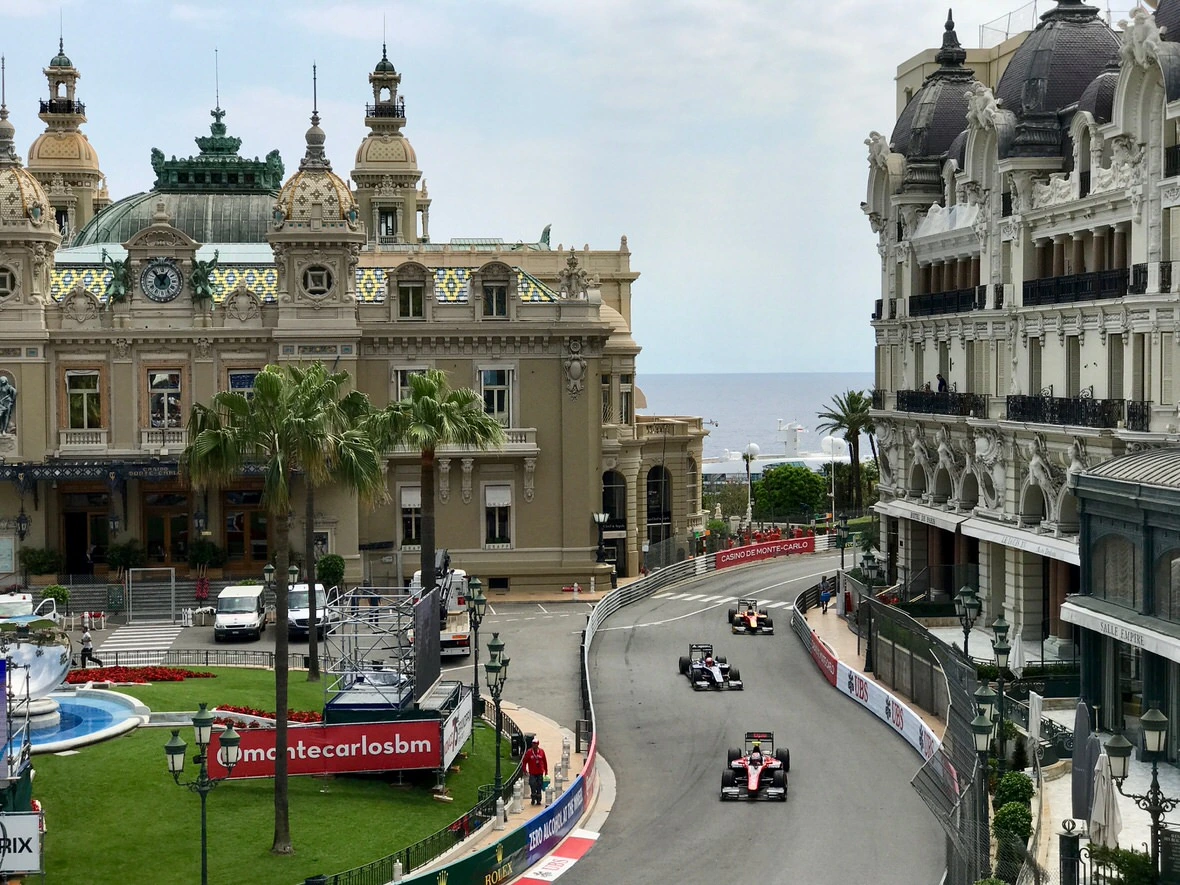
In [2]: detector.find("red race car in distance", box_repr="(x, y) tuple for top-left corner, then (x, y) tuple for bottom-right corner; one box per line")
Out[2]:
(729, 598), (774, 635)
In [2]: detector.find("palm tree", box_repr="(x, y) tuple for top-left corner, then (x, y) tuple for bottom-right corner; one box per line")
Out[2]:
(185, 363), (384, 855)
(367, 369), (506, 594)
(817, 389), (877, 511)
(288, 362), (379, 682)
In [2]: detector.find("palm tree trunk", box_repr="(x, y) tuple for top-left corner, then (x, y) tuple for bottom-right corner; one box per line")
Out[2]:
(851, 436), (862, 511)
(305, 481), (320, 682)
(421, 447), (436, 592)
(272, 510), (293, 854)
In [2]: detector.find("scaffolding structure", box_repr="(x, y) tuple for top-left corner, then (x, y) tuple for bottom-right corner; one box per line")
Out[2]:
(319, 586), (418, 711)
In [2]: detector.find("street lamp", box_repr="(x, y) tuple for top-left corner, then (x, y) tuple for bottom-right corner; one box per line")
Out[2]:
(263, 563), (275, 589)
(1107, 708), (1178, 881)
(108, 511), (121, 537)
(164, 702), (242, 885)
(592, 511), (609, 563)
(743, 443), (760, 531)
(484, 632), (509, 802)
(971, 709), (994, 878)
(837, 512), (849, 570)
(955, 585), (981, 658)
(194, 509), (207, 534)
(15, 506), (29, 542)
(465, 577), (487, 723)
(991, 616), (1011, 775)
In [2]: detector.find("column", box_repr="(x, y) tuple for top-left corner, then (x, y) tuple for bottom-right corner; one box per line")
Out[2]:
(958, 257), (971, 290)
(371, 207), (380, 244)
(421, 207), (430, 241)
(970, 256), (981, 288)
(919, 263), (930, 296)
(1034, 239), (1048, 279)
(1091, 227), (1107, 272)
(1113, 222), (1128, 269)
(1052, 235), (1066, 277)
(1071, 235), (1085, 276)
(395, 207), (404, 244)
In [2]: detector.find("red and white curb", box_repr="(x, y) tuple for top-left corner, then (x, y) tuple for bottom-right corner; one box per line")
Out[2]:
(515, 830), (600, 883)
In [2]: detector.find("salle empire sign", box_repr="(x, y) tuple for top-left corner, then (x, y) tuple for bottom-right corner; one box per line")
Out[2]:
(208, 721), (441, 779)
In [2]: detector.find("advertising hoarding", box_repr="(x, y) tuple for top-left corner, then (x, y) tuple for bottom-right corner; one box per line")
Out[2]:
(441, 689), (473, 770)
(715, 537), (815, 569)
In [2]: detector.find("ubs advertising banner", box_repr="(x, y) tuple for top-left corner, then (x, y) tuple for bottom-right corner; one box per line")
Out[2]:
(715, 537), (815, 569)
(835, 662), (940, 762)
(442, 689), (473, 770)
(208, 720), (442, 779)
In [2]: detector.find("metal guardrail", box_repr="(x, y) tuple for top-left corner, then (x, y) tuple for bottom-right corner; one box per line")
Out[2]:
(82, 648), (306, 671)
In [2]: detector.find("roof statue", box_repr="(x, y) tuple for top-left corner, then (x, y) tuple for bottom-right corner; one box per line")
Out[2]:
(1119, 7), (1164, 69)
(100, 248), (132, 306)
(964, 82), (999, 130)
(865, 131), (890, 169)
(540, 224), (551, 247)
(190, 249), (220, 304)
(557, 253), (591, 300)
(149, 105), (284, 193)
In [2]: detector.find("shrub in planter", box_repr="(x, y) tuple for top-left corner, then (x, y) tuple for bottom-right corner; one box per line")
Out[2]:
(187, 540), (226, 570)
(17, 547), (62, 576)
(1087, 845), (1153, 885)
(315, 554), (346, 591)
(39, 584), (70, 613)
(994, 771), (1034, 811)
(1011, 735), (1029, 771)
(106, 540), (148, 574)
(973, 879), (1008, 885)
(993, 801), (1032, 843)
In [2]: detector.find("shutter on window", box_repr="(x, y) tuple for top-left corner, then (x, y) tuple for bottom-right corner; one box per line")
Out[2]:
(1067, 337), (1081, 398)
(1163, 332), (1174, 406)
(996, 341), (1007, 396)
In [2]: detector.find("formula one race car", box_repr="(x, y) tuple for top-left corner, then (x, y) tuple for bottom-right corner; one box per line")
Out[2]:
(729, 598), (775, 635)
(678, 643), (743, 691)
(720, 731), (790, 801)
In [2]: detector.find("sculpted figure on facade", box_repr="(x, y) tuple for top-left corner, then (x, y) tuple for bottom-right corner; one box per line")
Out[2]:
(557, 254), (591, 300)
(865, 131), (891, 170)
(1093, 136), (1144, 193)
(964, 82), (999, 130)
(1023, 433), (1062, 505)
(1119, 7), (1164, 69)
(1065, 437), (1089, 476)
(909, 425), (932, 493)
(564, 337), (587, 397)
(1032, 173), (1073, 209)
(0, 374), (16, 436)
(973, 428), (1007, 510)
(936, 424), (962, 484)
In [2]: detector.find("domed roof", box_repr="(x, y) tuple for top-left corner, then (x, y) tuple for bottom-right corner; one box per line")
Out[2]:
(26, 129), (102, 175)
(0, 107), (56, 232)
(375, 45), (396, 73)
(1158, 0), (1180, 41)
(1078, 57), (1119, 124)
(995, 1), (1118, 117)
(889, 12), (975, 159)
(599, 301), (638, 351)
(354, 133), (418, 170)
(73, 190), (278, 246)
(947, 129), (968, 170)
(273, 110), (359, 226)
(48, 39), (72, 69)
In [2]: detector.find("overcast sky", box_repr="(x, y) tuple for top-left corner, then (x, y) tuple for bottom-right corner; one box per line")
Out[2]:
(0, 0), (1076, 373)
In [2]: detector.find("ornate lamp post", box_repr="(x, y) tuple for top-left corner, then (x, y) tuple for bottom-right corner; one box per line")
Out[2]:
(837, 512), (849, 570)
(194, 509), (207, 535)
(743, 443), (760, 531)
(592, 512), (609, 563)
(15, 507), (28, 542)
(991, 616), (1011, 775)
(971, 709), (994, 878)
(1106, 708), (1178, 882)
(164, 702), (242, 885)
(108, 511), (121, 537)
(484, 632), (510, 801)
(465, 577), (487, 722)
(954, 585), (981, 659)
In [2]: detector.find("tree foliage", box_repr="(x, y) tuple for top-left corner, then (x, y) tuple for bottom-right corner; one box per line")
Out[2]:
(817, 389), (877, 510)
(753, 464), (828, 517)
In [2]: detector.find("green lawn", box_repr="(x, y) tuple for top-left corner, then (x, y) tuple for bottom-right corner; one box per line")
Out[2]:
(34, 669), (509, 884)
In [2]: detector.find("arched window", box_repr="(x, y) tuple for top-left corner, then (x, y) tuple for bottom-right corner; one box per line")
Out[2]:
(685, 457), (698, 513)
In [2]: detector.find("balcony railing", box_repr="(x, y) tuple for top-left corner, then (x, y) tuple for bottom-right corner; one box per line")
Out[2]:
(908, 287), (978, 317)
(59, 428), (108, 450)
(995, 286), (1005, 310)
(872, 299), (883, 320)
(1022, 268), (1128, 307)
(1167, 144), (1180, 179)
(39, 98), (84, 115)
(140, 428), (188, 451)
(1130, 263), (1148, 295)
(895, 389), (988, 417)
(871, 389), (885, 410)
(1164, 261), (1174, 294)
(1005, 390), (1150, 430)
(365, 100), (406, 119)
(385, 427), (538, 456)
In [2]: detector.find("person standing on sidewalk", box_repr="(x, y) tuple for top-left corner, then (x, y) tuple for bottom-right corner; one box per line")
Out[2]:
(523, 737), (548, 806)
(80, 628), (103, 668)
(820, 576), (831, 614)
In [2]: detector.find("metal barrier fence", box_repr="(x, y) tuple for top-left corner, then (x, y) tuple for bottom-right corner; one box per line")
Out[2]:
(76, 648), (307, 671)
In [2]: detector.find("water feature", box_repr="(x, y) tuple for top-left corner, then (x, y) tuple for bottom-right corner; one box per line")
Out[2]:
(17, 689), (147, 754)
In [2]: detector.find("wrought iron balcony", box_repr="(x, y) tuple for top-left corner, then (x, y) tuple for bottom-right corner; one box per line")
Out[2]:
(871, 389), (885, 410)
(1022, 268), (1128, 307)
(895, 389), (988, 417)
(1164, 261), (1174, 294)
(39, 98), (84, 115)
(1005, 387), (1151, 430)
(365, 100), (406, 119)
(995, 286), (1005, 310)
(1130, 263), (1148, 295)
(908, 287), (978, 317)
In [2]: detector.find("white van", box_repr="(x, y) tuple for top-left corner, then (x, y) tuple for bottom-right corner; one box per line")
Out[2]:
(213, 585), (267, 642)
(287, 583), (342, 640)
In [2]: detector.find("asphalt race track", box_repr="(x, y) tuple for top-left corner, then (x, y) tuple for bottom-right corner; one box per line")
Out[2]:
(547, 554), (945, 885)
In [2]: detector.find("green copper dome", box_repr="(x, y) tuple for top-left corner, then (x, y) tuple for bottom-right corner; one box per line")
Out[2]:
(375, 44), (396, 73)
(49, 39), (72, 68)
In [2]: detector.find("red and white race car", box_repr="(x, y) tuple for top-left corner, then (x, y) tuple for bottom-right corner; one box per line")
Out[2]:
(720, 731), (789, 801)
(729, 598), (774, 635)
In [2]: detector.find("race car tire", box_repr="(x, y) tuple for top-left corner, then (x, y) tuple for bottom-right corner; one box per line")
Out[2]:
(728, 666), (741, 682)
(727, 747), (742, 764)
(727, 608), (737, 624)
(716, 655), (727, 665)
(722, 769), (736, 791)
(678, 656), (690, 675)
(776, 747), (790, 771)
(772, 770), (787, 799)
(764, 617), (774, 629)
(759, 608), (768, 617)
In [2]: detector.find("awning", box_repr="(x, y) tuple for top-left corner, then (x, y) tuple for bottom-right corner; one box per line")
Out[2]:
(873, 500), (908, 519)
(960, 517), (1080, 565)
(1062, 596), (1180, 664)
(400, 486), (421, 509)
(484, 485), (512, 508)
(875, 499), (969, 532)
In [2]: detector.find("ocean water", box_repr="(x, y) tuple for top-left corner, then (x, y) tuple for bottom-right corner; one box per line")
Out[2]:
(636, 372), (874, 461)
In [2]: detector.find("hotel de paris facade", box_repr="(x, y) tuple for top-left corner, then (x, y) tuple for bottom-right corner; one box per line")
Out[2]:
(865, 0), (1180, 740)
(0, 42), (706, 593)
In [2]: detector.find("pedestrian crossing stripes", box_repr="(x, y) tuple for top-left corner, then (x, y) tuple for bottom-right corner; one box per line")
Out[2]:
(97, 624), (185, 654)
(650, 592), (792, 610)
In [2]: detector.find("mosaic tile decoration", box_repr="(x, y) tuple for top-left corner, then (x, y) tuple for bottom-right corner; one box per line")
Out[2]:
(52, 264), (558, 304)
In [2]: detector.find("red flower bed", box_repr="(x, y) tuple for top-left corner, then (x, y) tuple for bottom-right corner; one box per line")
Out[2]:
(64, 666), (216, 685)
(214, 704), (322, 726)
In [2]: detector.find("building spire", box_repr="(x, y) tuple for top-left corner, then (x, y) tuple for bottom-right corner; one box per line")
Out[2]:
(300, 63), (330, 171)
(0, 56), (20, 167)
(935, 8), (967, 68)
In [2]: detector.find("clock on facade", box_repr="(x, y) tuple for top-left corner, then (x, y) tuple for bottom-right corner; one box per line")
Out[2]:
(139, 259), (183, 302)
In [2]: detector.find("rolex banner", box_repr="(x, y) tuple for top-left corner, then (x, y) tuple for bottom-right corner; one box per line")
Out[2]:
(208, 720), (442, 779)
